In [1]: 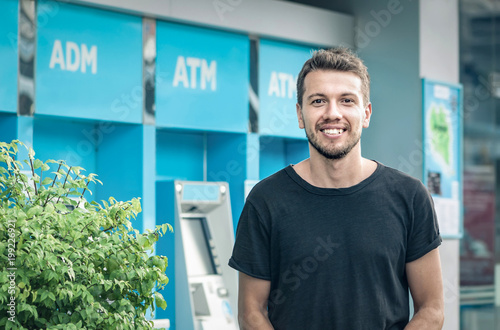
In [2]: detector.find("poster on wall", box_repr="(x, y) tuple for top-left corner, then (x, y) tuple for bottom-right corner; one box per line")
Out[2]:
(422, 79), (463, 238)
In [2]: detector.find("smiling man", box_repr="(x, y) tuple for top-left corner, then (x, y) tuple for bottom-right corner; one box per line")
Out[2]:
(229, 47), (444, 329)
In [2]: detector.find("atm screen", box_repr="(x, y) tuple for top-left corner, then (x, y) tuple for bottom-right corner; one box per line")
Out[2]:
(181, 217), (217, 276)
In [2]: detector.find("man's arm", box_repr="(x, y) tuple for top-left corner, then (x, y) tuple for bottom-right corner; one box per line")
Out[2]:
(238, 272), (274, 330)
(405, 248), (444, 329)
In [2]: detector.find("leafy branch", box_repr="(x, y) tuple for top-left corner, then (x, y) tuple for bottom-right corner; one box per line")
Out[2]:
(0, 140), (171, 329)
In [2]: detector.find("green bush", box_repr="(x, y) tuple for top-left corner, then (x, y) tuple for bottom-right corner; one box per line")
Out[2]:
(0, 141), (172, 329)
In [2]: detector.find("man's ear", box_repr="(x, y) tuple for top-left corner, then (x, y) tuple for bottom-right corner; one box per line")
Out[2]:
(362, 102), (372, 128)
(296, 103), (304, 129)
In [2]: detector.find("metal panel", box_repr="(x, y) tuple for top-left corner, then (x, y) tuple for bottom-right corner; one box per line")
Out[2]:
(19, 0), (35, 116)
(143, 18), (156, 125)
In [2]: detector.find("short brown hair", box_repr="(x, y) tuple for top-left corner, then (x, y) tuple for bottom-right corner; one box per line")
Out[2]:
(296, 47), (370, 107)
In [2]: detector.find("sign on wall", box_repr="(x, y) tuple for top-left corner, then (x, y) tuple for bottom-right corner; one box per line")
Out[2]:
(156, 22), (249, 132)
(36, 0), (142, 123)
(259, 39), (316, 139)
(422, 79), (463, 238)
(0, 0), (19, 113)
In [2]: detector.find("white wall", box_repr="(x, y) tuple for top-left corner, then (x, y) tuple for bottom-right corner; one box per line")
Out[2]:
(420, 0), (460, 84)
(68, 0), (354, 48)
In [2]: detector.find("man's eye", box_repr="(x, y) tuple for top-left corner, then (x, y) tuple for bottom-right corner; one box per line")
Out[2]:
(312, 99), (323, 104)
(343, 99), (354, 104)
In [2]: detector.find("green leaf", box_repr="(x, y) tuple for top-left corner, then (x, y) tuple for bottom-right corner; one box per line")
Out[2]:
(41, 177), (53, 185)
(161, 223), (173, 235)
(154, 292), (167, 309)
(26, 205), (43, 218)
(67, 267), (75, 281)
(55, 203), (69, 213)
(138, 235), (147, 247)
(44, 203), (54, 213)
(104, 280), (112, 291)
(131, 198), (142, 212)
(33, 159), (43, 170)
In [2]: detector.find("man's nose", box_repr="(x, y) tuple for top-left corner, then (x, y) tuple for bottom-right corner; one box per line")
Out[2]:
(322, 102), (342, 121)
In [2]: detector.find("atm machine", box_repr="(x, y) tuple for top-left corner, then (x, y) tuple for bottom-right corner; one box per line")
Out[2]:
(155, 180), (238, 330)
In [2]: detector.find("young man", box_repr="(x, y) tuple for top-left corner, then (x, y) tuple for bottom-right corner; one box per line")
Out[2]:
(229, 48), (444, 329)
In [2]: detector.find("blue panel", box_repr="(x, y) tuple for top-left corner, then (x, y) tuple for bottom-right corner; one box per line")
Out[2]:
(246, 133), (260, 181)
(259, 137), (286, 179)
(156, 22), (249, 132)
(0, 115), (32, 173)
(95, 124), (144, 231)
(0, 114), (18, 144)
(155, 181), (176, 323)
(182, 183), (220, 202)
(34, 118), (97, 172)
(36, 1), (142, 123)
(207, 133), (247, 231)
(156, 130), (204, 181)
(0, 0), (18, 113)
(259, 39), (315, 139)
(17, 116), (34, 163)
(33, 117), (97, 200)
(285, 139), (310, 165)
(260, 137), (309, 180)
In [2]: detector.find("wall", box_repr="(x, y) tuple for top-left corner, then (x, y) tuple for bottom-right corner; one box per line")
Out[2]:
(70, 0), (354, 48)
(420, 2), (460, 329)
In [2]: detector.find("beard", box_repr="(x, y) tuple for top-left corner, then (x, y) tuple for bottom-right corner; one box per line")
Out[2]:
(304, 124), (361, 160)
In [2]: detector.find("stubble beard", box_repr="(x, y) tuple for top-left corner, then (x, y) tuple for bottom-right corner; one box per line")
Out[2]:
(304, 124), (362, 160)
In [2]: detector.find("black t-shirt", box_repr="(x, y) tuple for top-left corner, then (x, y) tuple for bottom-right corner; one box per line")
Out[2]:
(229, 162), (441, 330)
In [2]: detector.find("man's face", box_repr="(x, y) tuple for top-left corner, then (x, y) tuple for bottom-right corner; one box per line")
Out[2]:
(296, 70), (372, 160)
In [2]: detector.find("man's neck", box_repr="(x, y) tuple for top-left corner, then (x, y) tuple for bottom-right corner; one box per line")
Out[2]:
(293, 150), (377, 189)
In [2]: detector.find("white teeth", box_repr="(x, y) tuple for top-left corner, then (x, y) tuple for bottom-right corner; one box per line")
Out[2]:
(323, 128), (344, 135)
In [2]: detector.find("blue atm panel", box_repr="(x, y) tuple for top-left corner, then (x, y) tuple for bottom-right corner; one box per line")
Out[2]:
(0, 0), (19, 113)
(259, 39), (316, 139)
(36, 0), (142, 123)
(156, 22), (249, 132)
(260, 137), (309, 179)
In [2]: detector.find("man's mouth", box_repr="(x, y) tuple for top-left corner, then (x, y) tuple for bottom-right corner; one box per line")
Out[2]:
(322, 128), (346, 136)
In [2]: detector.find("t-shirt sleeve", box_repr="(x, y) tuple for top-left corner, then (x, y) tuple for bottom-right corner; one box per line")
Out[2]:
(406, 181), (442, 263)
(228, 200), (271, 280)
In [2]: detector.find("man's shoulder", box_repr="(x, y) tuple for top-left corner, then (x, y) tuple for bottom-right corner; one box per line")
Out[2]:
(376, 162), (426, 190)
(247, 166), (293, 201)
